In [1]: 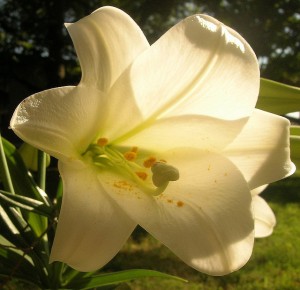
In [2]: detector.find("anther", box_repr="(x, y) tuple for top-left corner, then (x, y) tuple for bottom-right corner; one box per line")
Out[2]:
(131, 146), (138, 153)
(136, 171), (148, 180)
(97, 138), (108, 147)
(143, 156), (157, 168)
(124, 151), (137, 161)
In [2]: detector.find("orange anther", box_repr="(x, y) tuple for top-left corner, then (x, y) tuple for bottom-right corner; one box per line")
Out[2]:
(143, 156), (157, 168)
(136, 171), (148, 180)
(124, 151), (137, 161)
(97, 138), (108, 146)
(131, 146), (138, 153)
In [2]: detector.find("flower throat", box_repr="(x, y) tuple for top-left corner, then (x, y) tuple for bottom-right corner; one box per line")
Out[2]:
(82, 138), (179, 196)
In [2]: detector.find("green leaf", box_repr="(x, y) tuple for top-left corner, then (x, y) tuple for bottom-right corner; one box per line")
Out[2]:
(0, 241), (42, 287)
(0, 133), (15, 195)
(18, 142), (50, 172)
(290, 126), (300, 177)
(0, 190), (53, 217)
(0, 207), (51, 287)
(0, 137), (51, 274)
(1, 137), (50, 206)
(65, 269), (187, 289)
(256, 78), (300, 115)
(0, 137), (50, 237)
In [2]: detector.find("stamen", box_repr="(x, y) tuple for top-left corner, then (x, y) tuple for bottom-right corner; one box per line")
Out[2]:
(124, 151), (137, 161)
(136, 171), (148, 180)
(97, 138), (108, 147)
(143, 156), (157, 168)
(85, 141), (178, 197)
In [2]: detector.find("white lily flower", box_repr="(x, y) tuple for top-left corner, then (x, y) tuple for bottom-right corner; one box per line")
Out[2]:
(10, 6), (295, 275)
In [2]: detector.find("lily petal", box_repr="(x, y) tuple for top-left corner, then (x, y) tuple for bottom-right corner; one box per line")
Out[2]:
(10, 86), (106, 160)
(66, 6), (149, 91)
(252, 195), (276, 238)
(99, 149), (254, 275)
(224, 109), (295, 190)
(50, 160), (136, 271)
(114, 114), (248, 151)
(113, 14), (259, 122)
(251, 184), (268, 196)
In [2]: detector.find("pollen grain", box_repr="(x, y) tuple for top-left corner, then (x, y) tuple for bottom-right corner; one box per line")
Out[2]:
(114, 180), (133, 191)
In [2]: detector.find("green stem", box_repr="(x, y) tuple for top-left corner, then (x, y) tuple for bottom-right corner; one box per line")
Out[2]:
(0, 132), (15, 194)
(49, 262), (65, 289)
(37, 150), (47, 191)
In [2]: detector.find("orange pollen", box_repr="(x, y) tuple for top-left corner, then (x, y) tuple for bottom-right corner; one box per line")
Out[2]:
(124, 151), (137, 161)
(114, 181), (133, 191)
(177, 201), (184, 207)
(97, 138), (108, 146)
(143, 156), (157, 168)
(136, 171), (148, 180)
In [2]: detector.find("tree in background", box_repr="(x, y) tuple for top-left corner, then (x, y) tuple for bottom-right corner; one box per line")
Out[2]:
(0, 0), (299, 138)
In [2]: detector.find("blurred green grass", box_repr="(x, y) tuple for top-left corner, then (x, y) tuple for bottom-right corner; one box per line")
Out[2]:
(104, 177), (300, 290)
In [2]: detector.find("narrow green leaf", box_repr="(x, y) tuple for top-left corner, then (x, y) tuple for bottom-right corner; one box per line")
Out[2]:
(0, 133), (15, 194)
(1, 202), (50, 286)
(256, 78), (300, 115)
(0, 243), (42, 287)
(291, 126), (300, 136)
(1, 137), (51, 206)
(37, 150), (47, 191)
(55, 178), (63, 211)
(0, 208), (51, 288)
(65, 269), (187, 289)
(0, 137), (50, 237)
(1, 138), (53, 282)
(290, 126), (300, 177)
(18, 142), (50, 171)
(0, 190), (53, 217)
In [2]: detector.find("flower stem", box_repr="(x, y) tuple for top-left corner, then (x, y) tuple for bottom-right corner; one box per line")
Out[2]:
(38, 150), (47, 191)
(0, 132), (15, 194)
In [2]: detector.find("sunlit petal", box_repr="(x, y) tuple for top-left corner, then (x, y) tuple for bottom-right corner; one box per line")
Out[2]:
(251, 184), (268, 196)
(114, 114), (248, 151)
(224, 109), (295, 189)
(252, 195), (276, 238)
(50, 160), (136, 271)
(113, 14), (259, 121)
(66, 6), (149, 91)
(100, 149), (254, 275)
(10, 86), (106, 160)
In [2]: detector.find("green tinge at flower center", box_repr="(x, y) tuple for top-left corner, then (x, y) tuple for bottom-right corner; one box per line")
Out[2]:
(82, 138), (179, 196)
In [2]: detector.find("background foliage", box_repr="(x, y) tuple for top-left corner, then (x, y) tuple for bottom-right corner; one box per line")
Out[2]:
(1, 0), (299, 138)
